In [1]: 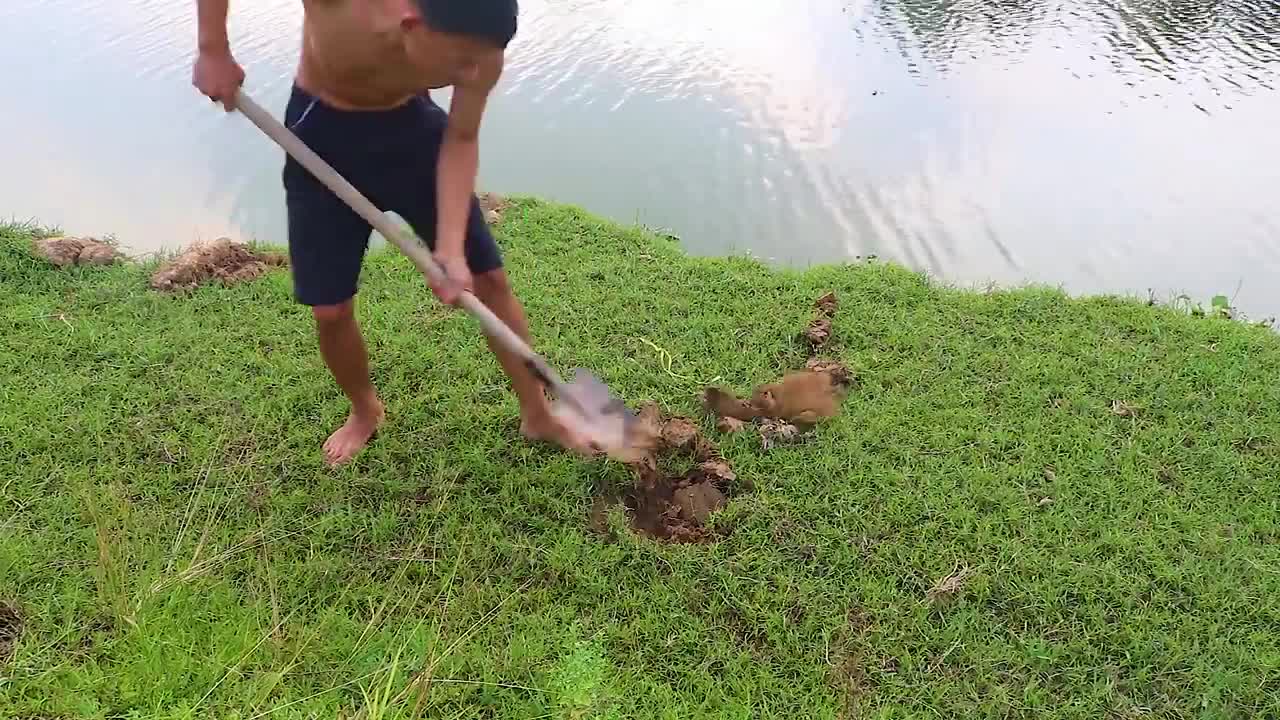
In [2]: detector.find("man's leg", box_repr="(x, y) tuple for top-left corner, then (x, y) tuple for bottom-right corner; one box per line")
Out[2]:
(471, 268), (590, 451)
(286, 162), (384, 466)
(389, 95), (589, 453)
(312, 299), (385, 466)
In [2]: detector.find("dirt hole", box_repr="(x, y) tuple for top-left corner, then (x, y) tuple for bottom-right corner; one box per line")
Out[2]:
(0, 601), (22, 664)
(594, 403), (743, 544)
(150, 238), (287, 292)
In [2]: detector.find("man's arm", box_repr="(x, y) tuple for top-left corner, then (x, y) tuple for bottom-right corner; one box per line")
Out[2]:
(197, 0), (231, 52)
(434, 54), (504, 263)
(193, 0), (244, 110)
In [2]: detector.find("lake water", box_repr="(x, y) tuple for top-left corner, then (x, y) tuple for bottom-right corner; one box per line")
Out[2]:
(3, 0), (1279, 317)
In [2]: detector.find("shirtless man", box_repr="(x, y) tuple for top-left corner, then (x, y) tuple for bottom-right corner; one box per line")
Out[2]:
(192, 0), (590, 465)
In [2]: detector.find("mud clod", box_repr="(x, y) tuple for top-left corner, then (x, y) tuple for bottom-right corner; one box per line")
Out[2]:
(759, 419), (803, 450)
(699, 458), (737, 482)
(0, 601), (21, 664)
(805, 318), (833, 347)
(605, 402), (739, 543)
(149, 238), (287, 292)
(805, 291), (839, 349)
(479, 192), (509, 225)
(672, 482), (727, 524)
(34, 236), (122, 267)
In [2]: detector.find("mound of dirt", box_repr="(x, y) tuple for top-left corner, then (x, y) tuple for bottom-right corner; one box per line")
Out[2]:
(149, 238), (287, 292)
(33, 236), (122, 267)
(479, 191), (509, 225)
(605, 402), (741, 543)
(0, 601), (21, 664)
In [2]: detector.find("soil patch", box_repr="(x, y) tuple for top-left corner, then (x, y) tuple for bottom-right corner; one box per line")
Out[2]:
(0, 601), (22, 664)
(33, 236), (122, 267)
(604, 402), (742, 543)
(150, 238), (287, 292)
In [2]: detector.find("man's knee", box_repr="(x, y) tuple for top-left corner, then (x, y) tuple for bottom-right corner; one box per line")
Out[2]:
(312, 298), (355, 328)
(473, 268), (512, 300)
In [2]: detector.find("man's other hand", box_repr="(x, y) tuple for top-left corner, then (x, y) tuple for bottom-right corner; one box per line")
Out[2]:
(430, 253), (473, 306)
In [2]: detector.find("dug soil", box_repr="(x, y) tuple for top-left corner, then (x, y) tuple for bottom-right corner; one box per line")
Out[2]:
(601, 403), (741, 543)
(599, 291), (852, 542)
(150, 238), (287, 292)
(33, 236), (122, 267)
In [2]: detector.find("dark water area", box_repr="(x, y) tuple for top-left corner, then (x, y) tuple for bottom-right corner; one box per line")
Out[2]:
(3, 0), (1278, 315)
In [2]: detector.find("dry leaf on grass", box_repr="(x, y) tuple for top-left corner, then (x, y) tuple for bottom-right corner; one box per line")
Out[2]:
(1111, 400), (1139, 418)
(926, 565), (975, 602)
(759, 419), (803, 450)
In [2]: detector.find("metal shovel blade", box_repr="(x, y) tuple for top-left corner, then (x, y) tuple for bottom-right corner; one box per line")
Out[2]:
(549, 368), (654, 463)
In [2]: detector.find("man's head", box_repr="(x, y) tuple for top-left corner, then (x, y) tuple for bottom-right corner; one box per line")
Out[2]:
(401, 0), (518, 84)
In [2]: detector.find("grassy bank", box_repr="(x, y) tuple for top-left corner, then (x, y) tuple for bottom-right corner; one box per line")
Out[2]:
(3, 199), (1280, 719)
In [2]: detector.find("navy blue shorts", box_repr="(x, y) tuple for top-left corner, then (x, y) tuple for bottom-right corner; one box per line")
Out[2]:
(281, 84), (503, 307)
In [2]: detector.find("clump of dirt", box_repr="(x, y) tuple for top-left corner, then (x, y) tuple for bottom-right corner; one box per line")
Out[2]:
(804, 291), (838, 349)
(149, 238), (287, 292)
(605, 402), (741, 543)
(33, 235), (123, 267)
(479, 191), (509, 225)
(0, 601), (21, 664)
(703, 292), (855, 449)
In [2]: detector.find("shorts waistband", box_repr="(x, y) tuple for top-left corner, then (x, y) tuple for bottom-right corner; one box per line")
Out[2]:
(286, 83), (439, 132)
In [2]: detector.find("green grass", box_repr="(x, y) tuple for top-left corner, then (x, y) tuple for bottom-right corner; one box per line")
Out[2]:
(3, 198), (1280, 719)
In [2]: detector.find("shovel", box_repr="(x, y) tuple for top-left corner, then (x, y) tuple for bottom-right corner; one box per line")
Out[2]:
(230, 88), (649, 462)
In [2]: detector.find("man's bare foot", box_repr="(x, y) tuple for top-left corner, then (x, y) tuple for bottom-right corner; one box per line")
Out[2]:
(323, 401), (385, 467)
(520, 408), (598, 456)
